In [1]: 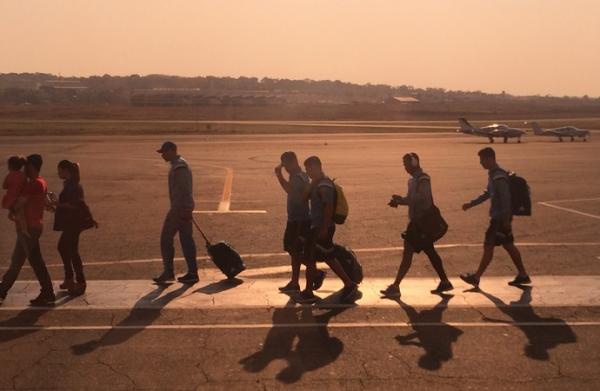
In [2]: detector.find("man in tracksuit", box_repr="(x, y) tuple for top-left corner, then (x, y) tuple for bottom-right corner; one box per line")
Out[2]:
(380, 152), (453, 298)
(153, 141), (199, 284)
(460, 147), (530, 287)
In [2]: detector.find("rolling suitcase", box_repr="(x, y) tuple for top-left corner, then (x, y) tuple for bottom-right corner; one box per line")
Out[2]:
(333, 244), (363, 284)
(192, 219), (246, 279)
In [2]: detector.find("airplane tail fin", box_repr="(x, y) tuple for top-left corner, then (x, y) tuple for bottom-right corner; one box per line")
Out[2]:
(458, 118), (475, 133)
(531, 122), (543, 135)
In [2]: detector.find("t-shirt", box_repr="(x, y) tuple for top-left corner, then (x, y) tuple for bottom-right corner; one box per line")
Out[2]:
(309, 177), (335, 229)
(287, 172), (310, 222)
(2, 171), (26, 209)
(22, 176), (47, 229)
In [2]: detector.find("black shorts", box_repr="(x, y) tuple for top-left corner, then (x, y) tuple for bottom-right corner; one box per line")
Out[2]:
(484, 218), (514, 246)
(402, 222), (434, 254)
(304, 225), (336, 263)
(283, 220), (311, 254)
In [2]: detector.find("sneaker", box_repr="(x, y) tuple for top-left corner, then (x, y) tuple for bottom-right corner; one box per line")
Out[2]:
(508, 274), (531, 286)
(341, 284), (359, 303)
(278, 282), (300, 292)
(177, 273), (199, 285)
(459, 273), (480, 287)
(431, 280), (454, 294)
(312, 270), (327, 291)
(296, 290), (318, 304)
(59, 279), (75, 291)
(380, 284), (400, 298)
(153, 272), (175, 284)
(69, 282), (87, 296)
(29, 293), (56, 307)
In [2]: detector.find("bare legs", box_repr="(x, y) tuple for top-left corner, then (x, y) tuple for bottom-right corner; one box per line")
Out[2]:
(390, 242), (450, 287)
(474, 243), (527, 278)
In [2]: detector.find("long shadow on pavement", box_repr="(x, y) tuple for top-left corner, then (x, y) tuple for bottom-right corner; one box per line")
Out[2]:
(393, 293), (463, 371)
(239, 298), (348, 384)
(0, 291), (74, 344)
(193, 278), (243, 295)
(71, 283), (192, 355)
(476, 285), (577, 360)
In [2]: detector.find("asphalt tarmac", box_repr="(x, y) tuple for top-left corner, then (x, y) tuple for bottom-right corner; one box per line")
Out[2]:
(0, 132), (599, 389)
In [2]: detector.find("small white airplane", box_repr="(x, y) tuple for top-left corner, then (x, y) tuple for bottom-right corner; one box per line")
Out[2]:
(530, 122), (590, 142)
(457, 118), (526, 143)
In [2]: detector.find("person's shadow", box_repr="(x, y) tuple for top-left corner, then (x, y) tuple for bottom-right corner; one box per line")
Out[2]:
(0, 292), (73, 344)
(71, 284), (191, 355)
(394, 293), (463, 371)
(476, 285), (577, 360)
(239, 298), (347, 384)
(193, 278), (243, 295)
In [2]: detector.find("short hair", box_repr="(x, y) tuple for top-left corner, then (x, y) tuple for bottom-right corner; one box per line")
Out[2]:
(8, 156), (26, 171)
(303, 156), (322, 168)
(26, 154), (43, 172)
(402, 152), (420, 166)
(478, 147), (496, 159)
(280, 151), (297, 164)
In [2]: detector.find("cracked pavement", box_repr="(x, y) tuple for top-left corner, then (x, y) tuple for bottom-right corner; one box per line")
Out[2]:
(1, 134), (600, 389)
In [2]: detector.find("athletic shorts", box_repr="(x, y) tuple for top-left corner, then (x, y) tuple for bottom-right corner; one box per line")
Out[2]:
(303, 226), (336, 263)
(484, 218), (514, 247)
(283, 220), (311, 254)
(402, 222), (434, 254)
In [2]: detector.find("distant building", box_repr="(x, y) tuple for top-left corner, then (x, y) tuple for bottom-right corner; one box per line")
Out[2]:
(384, 96), (420, 104)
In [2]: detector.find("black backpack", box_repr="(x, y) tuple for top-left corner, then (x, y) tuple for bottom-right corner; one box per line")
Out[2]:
(508, 172), (531, 216)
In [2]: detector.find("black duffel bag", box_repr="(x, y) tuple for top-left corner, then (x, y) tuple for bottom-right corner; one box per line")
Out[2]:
(414, 204), (448, 243)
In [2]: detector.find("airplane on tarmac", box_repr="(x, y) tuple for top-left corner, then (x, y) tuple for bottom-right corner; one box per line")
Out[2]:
(530, 122), (590, 142)
(457, 118), (526, 143)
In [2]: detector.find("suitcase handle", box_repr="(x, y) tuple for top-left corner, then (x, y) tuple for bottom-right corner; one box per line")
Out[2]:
(191, 218), (211, 245)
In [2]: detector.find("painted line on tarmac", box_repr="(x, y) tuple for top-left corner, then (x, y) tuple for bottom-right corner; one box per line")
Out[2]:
(3, 242), (600, 271)
(193, 167), (267, 214)
(194, 210), (267, 214)
(538, 202), (600, 220)
(218, 167), (233, 212)
(0, 321), (598, 331)
(540, 197), (600, 204)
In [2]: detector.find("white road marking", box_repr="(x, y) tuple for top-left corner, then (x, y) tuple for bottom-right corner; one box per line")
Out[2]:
(194, 167), (267, 214)
(218, 167), (233, 212)
(540, 197), (600, 204)
(538, 202), (600, 220)
(0, 322), (597, 332)
(2, 276), (600, 311)
(194, 210), (267, 214)
(3, 242), (600, 270)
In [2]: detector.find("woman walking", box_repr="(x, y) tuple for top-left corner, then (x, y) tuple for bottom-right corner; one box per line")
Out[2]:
(52, 160), (96, 296)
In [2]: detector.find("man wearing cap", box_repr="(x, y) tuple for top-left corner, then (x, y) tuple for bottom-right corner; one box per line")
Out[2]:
(153, 141), (199, 284)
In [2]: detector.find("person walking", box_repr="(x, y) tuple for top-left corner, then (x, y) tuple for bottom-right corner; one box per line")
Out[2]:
(275, 151), (326, 292)
(153, 141), (199, 285)
(460, 147), (530, 287)
(380, 153), (453, 298)
(0, 154), (55, 306)
(52, 160), (97, 296)
(296, 156), (357, 304)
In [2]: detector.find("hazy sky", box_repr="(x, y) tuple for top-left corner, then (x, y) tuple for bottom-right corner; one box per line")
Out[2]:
(1, 0), (599, 96)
